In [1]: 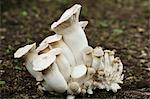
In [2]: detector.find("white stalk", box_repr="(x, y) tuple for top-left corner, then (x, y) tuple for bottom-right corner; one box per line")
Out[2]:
(14, 43), (43, 81)
(104, 50), (113, 76)
(50, 48), (71, 81)
(51, 4), (88, 65)
(42, 63), (68, 93)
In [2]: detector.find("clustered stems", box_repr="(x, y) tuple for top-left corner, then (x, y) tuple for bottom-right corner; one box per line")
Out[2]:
(14, 4), (124, 99)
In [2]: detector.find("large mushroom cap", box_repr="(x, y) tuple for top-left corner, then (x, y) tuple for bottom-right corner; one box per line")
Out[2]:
(51, 4), (81, 31)
(33, 52), (56, 72)
(93, 47), (104, 57)
(14, 43), (36, 58)
(33, 48), (62, 71)
(71, 64), (87, 79)
(36, 34), (62, 52)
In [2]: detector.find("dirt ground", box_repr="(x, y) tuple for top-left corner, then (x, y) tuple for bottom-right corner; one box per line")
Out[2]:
(0, 0), (150, 98)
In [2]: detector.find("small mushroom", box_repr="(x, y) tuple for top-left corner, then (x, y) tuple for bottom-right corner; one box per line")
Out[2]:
(68, 82), (81, 95)
(103, 50), (114, 75)
(14, 43), (43, 81)
(82, 46), (93, 67)
(81, 88), (86, 94)
(92, 47), (104, 70)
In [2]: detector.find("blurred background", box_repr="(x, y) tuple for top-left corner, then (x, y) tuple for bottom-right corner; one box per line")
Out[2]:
(0, 0), (150, 98)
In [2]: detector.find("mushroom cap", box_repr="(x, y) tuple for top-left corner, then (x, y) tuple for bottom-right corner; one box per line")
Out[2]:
(69, 82), (80, 92)
(36, 43), (49, 52)
(104, 50), (115, 56)
(33, 48), (62, 71)
(44, 34), (62, 44)
(14, 43), (36, 58)
(71, 64), (87, 79)
(93, 47), (104, 57)
(83, 46), (93, 54)
(36, 34), (62, 52)
(81, 88), (86, 94)
(51, 4), (81, 30)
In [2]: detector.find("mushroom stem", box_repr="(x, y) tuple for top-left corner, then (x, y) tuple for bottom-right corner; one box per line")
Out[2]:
(25, 54), (43, 81)
(42, 63), (68, 93)
(50, 48), (71, 81)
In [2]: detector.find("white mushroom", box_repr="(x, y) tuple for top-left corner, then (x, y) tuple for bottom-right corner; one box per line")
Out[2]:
(82, 46), (93, 67)
(92, 47), (104, 70)
(81, 88), (86, 94)
(14, 4), (124, 98)
(68, 82), (81, 95)
(103, 50), (114, 75)
(33, 49), (68, 93)
(51, 4), (88, 65)
(36, 34), (76, 67)
(14, 43), (43, 81)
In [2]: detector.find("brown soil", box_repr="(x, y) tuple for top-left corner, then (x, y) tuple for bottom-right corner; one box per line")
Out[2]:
(0, 0), (150, 98)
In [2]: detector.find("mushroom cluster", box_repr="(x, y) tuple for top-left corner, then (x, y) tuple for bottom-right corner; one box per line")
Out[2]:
(14, 4), (124, 99)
